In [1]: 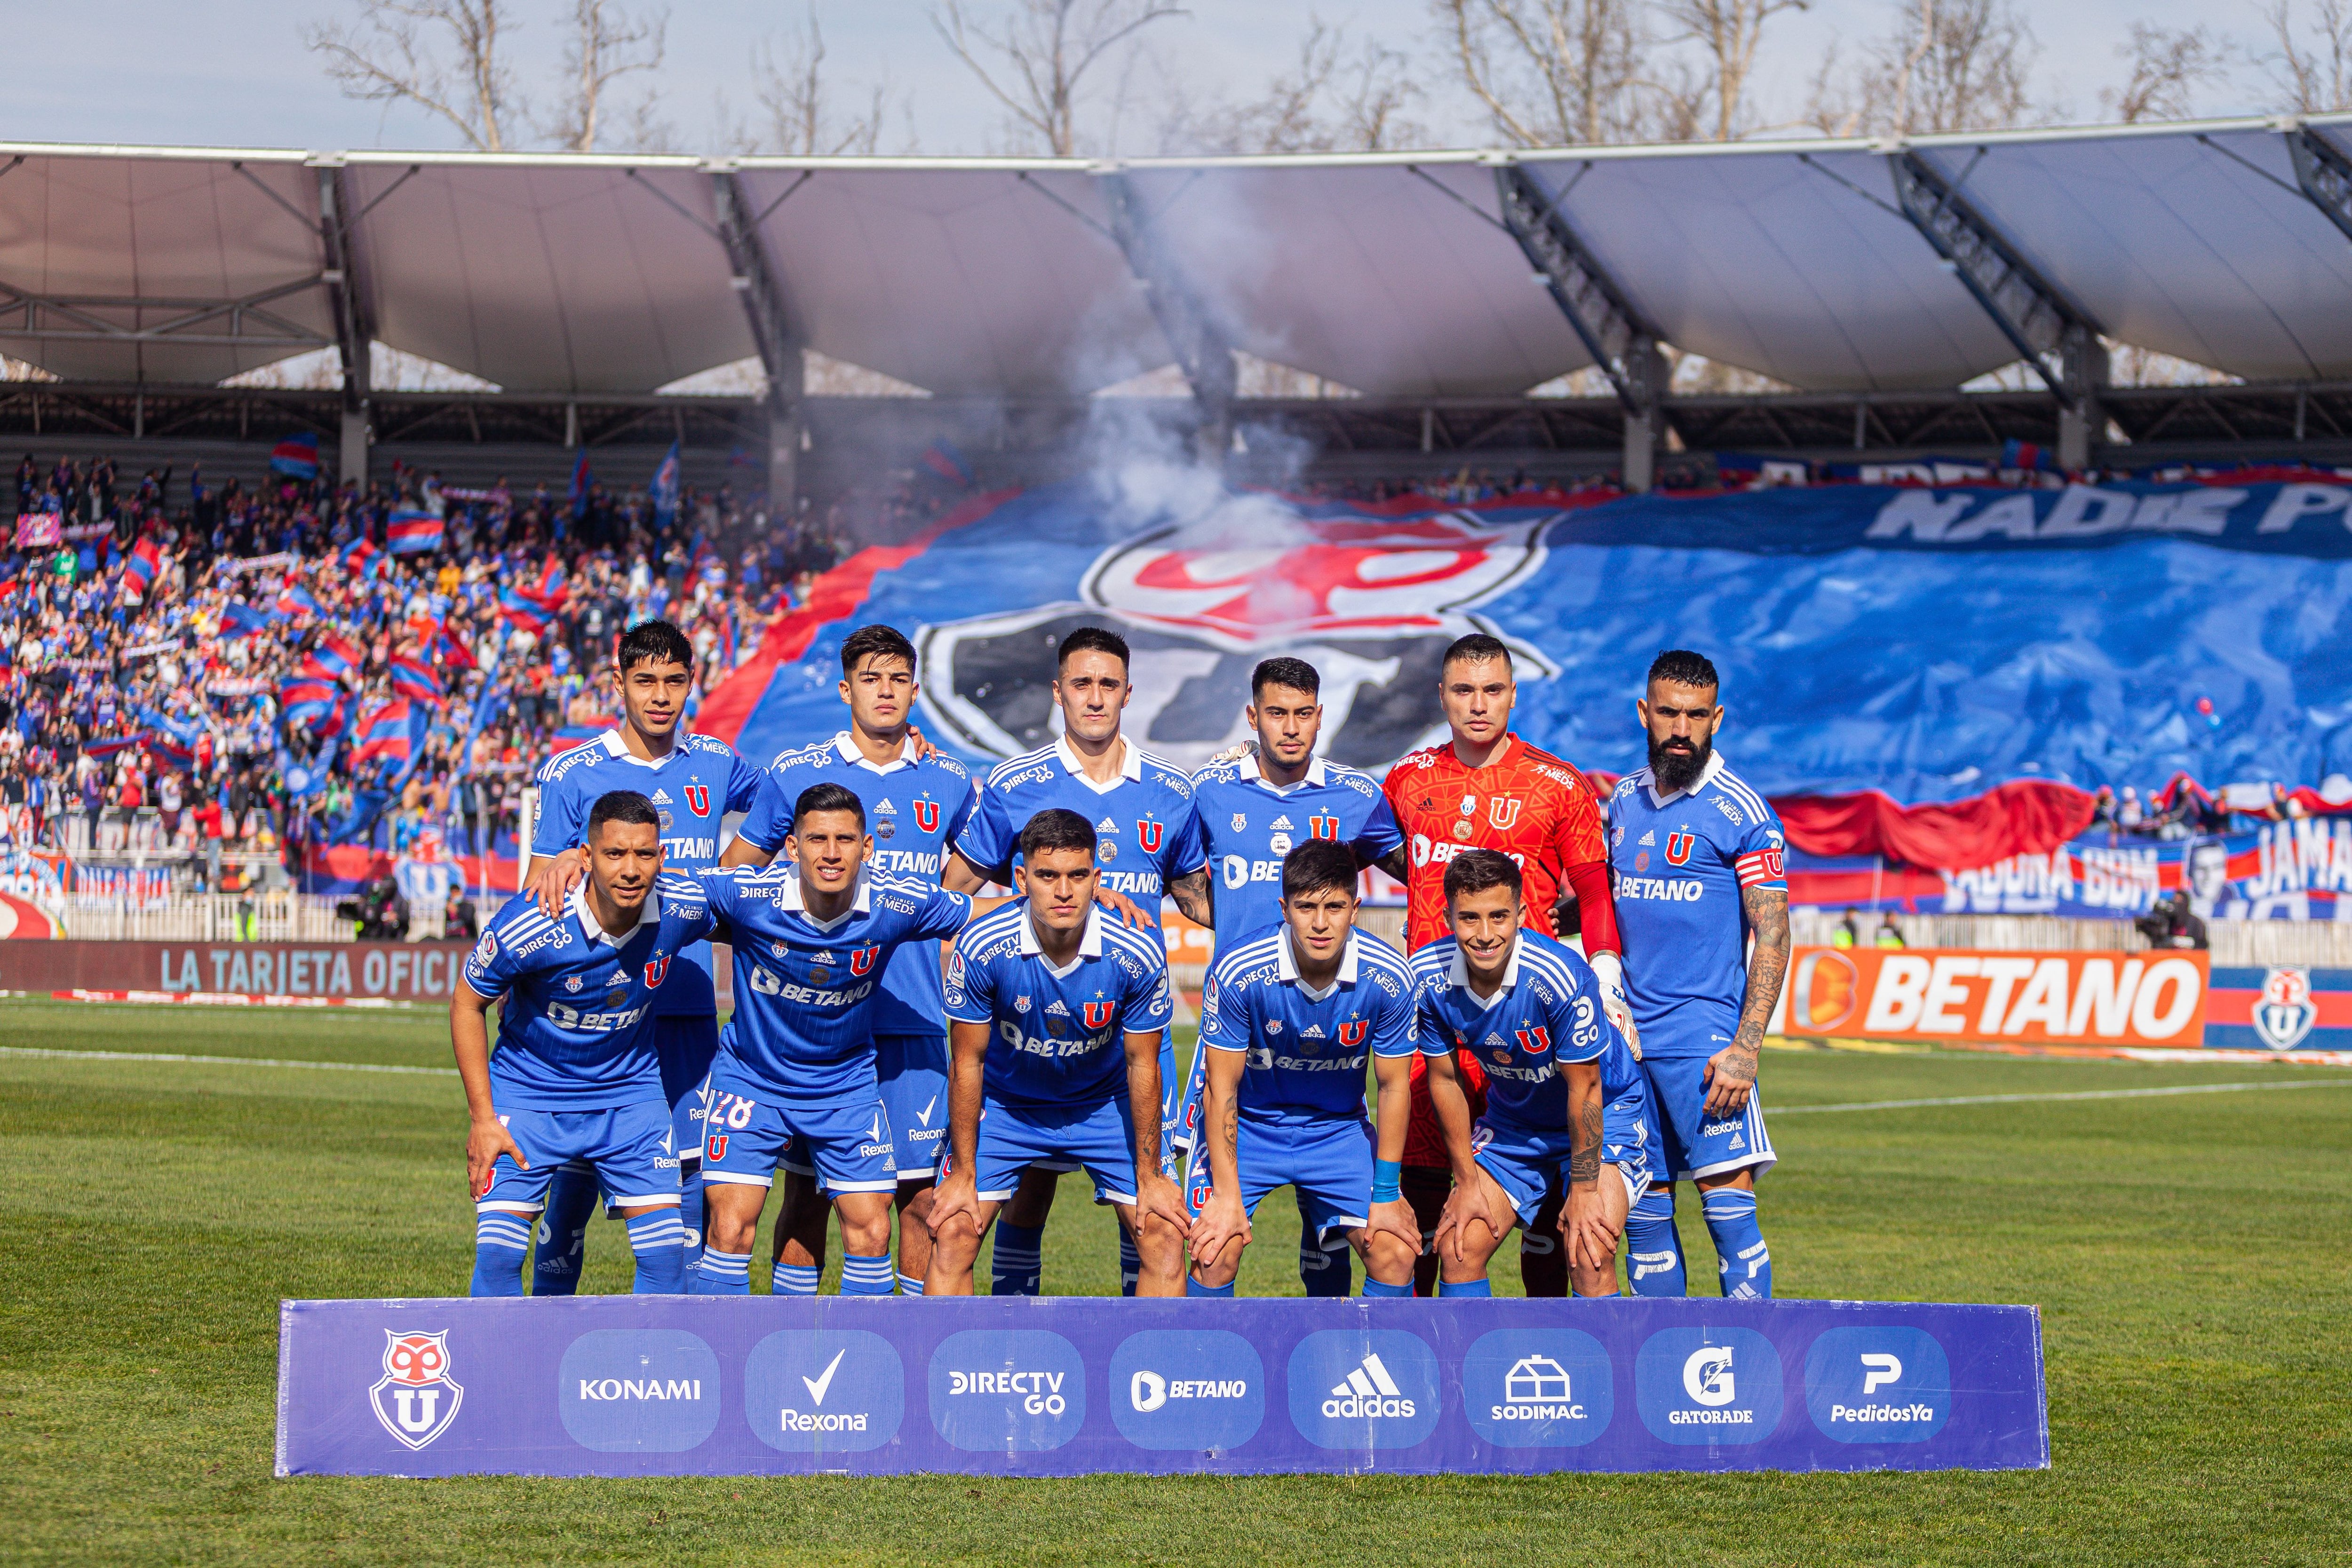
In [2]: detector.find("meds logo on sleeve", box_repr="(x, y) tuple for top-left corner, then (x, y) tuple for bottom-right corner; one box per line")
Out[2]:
(1461, 1328), (1613, 1448)
(1287, 1330), (1440, 1452)
(1804, 1326), (1951, 1444)
(1109, 1330), (1263, 1452)
(743, 1329), (904, 1454)
(556, 1330), (721, 1454)
(929, 1329), (1087, 1452)
(1634, 1326), (1783, 1446)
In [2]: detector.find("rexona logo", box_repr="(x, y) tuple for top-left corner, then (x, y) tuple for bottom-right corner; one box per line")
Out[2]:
(743, 1329), (904, 1454)
(1109, 1330), (1264, 1451)
(556, 1329), (722, 1454)
(929, 1329), (1087, 1453)
(1634, 1327), (1784, 1446)
(1288, 1330), (1440, 1451)
(1462, 1328), (1614, 1448)
(1803, 1326), (1952, 1444)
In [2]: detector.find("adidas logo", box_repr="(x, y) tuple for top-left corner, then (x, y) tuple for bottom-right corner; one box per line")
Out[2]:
(652, 789), (674, 805)
(1321, 1353), (1415, 1419)
(1097, 816), (1117, 832)
(1300, 1024), (1326, 1038)
(1638, 830), (1655, 845)
(1270, 814), (1294, 831)
(1483, 1034), (1507, 1051)
(874, 799), (898, 814)
(1045, 999), (1070, 1016)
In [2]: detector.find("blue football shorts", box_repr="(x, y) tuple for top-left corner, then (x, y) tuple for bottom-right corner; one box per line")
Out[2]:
(1470, 1077), (1658, 1225)
(477, 1100), (681, 1215)
(700, 1058), (898, 1196)
(1639, 1053), (1776, 1183)
(655, 1014), (721, 1177)
(1017, 1027), (1182, 1186)
(876, 1031), (949, 1183)
(1182, 1112), (1373, 1244)
(961, 1093), (1141, 1206)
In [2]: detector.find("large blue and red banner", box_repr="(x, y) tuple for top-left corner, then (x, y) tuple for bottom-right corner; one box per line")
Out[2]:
(276, 1295), (2046, 1478)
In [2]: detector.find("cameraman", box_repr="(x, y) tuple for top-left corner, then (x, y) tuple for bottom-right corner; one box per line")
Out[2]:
(2134, 890), (2208, 951)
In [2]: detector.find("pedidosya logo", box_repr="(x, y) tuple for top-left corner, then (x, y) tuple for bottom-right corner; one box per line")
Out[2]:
(370, 1328), (463, 1451)
(1109, 1329), (1263, 1452)
(1288, 1330), (1441, 1451)
(1635, 1326), (1784, 1445)
(743, 1329), (905, 1454)
(1804, 1326), (1951, 1444)
(929, 1329), (1087, 1453)
(1461, 1328), (1614, 1448)
(556, 1329), (722, 1454)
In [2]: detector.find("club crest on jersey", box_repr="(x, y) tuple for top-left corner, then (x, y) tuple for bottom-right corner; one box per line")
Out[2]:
(1489, 797), (1522, 831)
(914, 798), (941, 834)
(1338, 1019), (1368, 1047)
(1665, 832), (1695, 866)
(849, 944), (882, 976)
(1082, 1000), (1115, 1029)
(1514, 1025), (1551, 1055)
(644, 956), (670, 989)
(682, 785), (711, 817)
(370, 1330), (463, 1450)
(1308, 814), (1341, 840)
(2255, 967), (2317, 1051)
(1136, 820), (1165, 854)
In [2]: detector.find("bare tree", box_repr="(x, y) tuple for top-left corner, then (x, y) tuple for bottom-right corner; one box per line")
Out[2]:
(305, 0), (520, 152)
(1161, 16), (1425, 153)
(1439, 0), (1650, 146)
(1652, 0), (1810, 141)
(734, 8), (890, 156)
(2264, 0), (2352, 112)
(2103, 23), (2228, 123)
(1804, 0), (2034, 139)
(933, 0), (1189, 155)
(542, 0), (668, 152)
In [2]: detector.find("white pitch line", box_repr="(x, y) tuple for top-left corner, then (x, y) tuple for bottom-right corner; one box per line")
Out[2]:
(1777, 1080), (2352, 1115)
(0, 1045), (454, 1077)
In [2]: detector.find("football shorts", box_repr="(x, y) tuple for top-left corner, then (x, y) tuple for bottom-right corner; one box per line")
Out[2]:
(701, 1059), (898, 1196)
(655, 1014), (721, 1176)
(1182, 1113), (1373, 1244)
(1639, 1054), (1776, 1182)
(1470, 1077), (1658, 1225)
(477, 1100), (680, 1214)
(962, 1094), (1142, 1206)
(1019, 1026), (1183, 1184)
(877, 1031), (949, 1182)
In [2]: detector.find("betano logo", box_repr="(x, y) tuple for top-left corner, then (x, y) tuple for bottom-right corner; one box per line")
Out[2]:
(1323, 1353), (1416, 1419)
(1130, 1370), (1249, 1412)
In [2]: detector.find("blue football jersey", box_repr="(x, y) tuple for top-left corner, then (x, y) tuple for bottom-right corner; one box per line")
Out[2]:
(942, 900), (1175, 1110)
(954, 735), (1207, 906)
(1189, 755), (1403, 958)
(532, 729), (764, 1018)
(1198, 926), (1417, 1125)
(735, 731), (977, 1037)
(1409, 929), (1641, 1129)
(461, 872), (717, 1111)
(1605, 754), (1788, 1058)
(698, 864), (971, 1098)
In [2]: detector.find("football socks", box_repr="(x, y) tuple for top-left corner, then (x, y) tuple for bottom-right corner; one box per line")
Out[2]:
(840, 1252), (898, 1296)
(691, 1246), (752, 1295)
(1299, 1232), (1353, 1297)
(991, 1222), (1043, 1296)
(469, 1211), (533, 1298)
(1118, 1231), (1142, 1298)
(1625, 1188), (1689, 1298)
(624, 1210), (687, 1293)
(1184, 1276), (1236, 1298)
(771, 1261), (821, 1297)
(529, 1167), (599, 1296)
(1703, 1187), (1772, 1299)
(1436, 1277), (1494, 1298)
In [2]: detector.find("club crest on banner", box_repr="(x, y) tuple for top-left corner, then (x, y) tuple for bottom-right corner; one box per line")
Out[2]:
(370, 1330), (463, 1450)
(2254, 967), (2317, 1050)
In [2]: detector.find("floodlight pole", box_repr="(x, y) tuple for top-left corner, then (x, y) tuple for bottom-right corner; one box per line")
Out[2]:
(1889, 148), (2107, 470)
(711, 169), (806, 522)
(1101, 172), (1237, 467)
(315, 161), (373, 490)
(1492, 164), (1669, 492)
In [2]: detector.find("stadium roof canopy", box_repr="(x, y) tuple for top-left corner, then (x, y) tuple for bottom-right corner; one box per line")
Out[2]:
(0, 113), (2347, 398)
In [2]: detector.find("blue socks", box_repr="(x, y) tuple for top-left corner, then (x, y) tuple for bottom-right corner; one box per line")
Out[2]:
(772, 1261), (821, 1297)
(691, 1247), (751, 1295)
(1185, 1276), (1236, 1298)
(1436, 1278), (1493, 1298)
(1703, 1188), (1772, 1299)
(676, 1165), (705, 1273)
(530, 1167), (600, 1296)
(1361, 1277), (1412, 1298)
(625, 1210), (686, 1293)
(469, 1211), (532, 1297)
(1625, 1188), (1688, 1298)
(840, 1253), (897, 1296)
(897, 1273), (925, 1296)
(1299, 1233), (1352, 1296)
(991, 1222), (1043, 1296)
(1119, 1231), (1142, 1298)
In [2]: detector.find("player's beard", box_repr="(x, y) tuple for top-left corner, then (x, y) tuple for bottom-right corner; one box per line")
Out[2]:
(1650, 732), (1711, 795)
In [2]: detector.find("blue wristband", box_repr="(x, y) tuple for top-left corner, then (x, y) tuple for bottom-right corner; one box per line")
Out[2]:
(1371, 1158), (1402, 1204)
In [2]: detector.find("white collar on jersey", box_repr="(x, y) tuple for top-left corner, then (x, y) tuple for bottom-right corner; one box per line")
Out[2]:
(831, 729), (919, 775)
(598, 728), (681, 771)
(1644, 749), (1726, 809)
(1054, 731), (1142, 794)
(1446, 933), (1523, 1011)
(571, 878), (661, 948)
(1277, 924), (1358, 1000)
(1249, 753), (1330, 794)
(779, 866), (872, 930)
(1018, 900), (1105, 975)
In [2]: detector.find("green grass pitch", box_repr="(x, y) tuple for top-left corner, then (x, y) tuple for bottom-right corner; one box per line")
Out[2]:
(2, 998), (2349, 1565)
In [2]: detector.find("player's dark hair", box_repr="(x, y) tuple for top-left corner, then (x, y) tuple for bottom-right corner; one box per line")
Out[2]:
(1281, 840), (1358, 901)
(840, 623), (917, 677)
(791, 781), (866, 832)
(1019, 807), (1097, 860)
(617, 618), (694, 673)
(1251, 656), (1320, 699)
(588, 790), (660, 835)
(1443, 847), (1523, 904)
(1441, 633), (1511, 672)
(1648, 648), (1720, 691)
(1057, 625), (1129, 673)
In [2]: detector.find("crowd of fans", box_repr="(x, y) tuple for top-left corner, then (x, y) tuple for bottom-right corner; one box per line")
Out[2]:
(0, 449), (857, 895)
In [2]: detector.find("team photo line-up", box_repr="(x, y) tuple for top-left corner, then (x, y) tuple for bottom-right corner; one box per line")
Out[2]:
(454, 616), (1789, 1301)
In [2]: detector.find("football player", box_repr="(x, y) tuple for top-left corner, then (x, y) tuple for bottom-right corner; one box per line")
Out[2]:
(1606, 649), (1790, 1299)
(1183, 841), (1420, 1297)
(927, 808), (1190, 1296)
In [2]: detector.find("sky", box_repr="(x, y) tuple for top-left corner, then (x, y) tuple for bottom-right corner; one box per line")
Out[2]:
(6, 0), (2284, 158)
